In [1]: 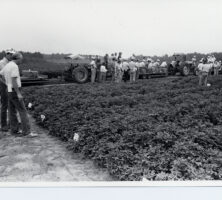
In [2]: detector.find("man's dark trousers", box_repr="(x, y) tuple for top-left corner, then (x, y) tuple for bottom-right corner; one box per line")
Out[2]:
(8, 91), (30, 135)
(0, 82), (8, 129)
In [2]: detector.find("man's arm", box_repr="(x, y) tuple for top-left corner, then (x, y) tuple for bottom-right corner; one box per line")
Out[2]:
(0, 75), (6, 85)
(12, 77), (22, 99)
(0, 68), (6, 85)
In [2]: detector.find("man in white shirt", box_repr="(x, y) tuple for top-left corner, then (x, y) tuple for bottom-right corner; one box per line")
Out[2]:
(135, 59), (141, 79)
(115, 59), (123, 83)
(139, 60), (145, 68)
(0, 49), (15, 132)
(0, 52), (37, 137)
(129, 58), (137, 83)
(197, 58), (212, 86)
(99, 63), (107, 82)
(90, 57), (97, 83)
(153, 60), (160, 73)
(122, 60), (129, 82)
(110, 56), (116, 82)
(213, 61), (220, 76)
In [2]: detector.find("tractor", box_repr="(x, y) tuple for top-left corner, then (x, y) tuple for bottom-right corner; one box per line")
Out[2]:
(63, 61), (91, 83)
(63, 54), (112, 83)
(167, 54), (198, 76)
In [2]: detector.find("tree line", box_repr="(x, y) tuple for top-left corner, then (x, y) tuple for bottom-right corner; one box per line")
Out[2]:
(1, 51), (222, 63)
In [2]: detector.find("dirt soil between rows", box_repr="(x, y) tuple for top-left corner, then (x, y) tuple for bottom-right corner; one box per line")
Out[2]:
(0, 116), (113, 182)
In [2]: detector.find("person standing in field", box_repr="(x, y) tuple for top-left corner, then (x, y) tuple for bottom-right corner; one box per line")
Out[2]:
(104, 54), (109, 68)
(110, 55), (116, 82)
(99, 62), (107, 82)
(160, 61), (168, 74)
(114, 52), (118, 61)
(153, 59), (160, 73)
(0, 49), (15, 132)
(119, 59), (124, 82)
(90, 57), (97, 83)
(129, 58), (137, 83)
(139, 59), (146, 79)
(197, 58), (212, 86)
(146, 58), (152, 69)
(135, 59), (140, 80)
(114, 59), (123, 83)
(122, 59), (130, 82)
(0, 52), (37, 137)
(213, 61), (220, 76)
(114, 58), (118, 82)
(95, 56), (101, 82)
(117, 52), (122, 62)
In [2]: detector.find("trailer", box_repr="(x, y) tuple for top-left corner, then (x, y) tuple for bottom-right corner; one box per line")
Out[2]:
(21, 70), (49, 87)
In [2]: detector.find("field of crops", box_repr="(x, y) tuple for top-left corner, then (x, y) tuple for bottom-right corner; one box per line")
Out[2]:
(23, 76), (222, 181)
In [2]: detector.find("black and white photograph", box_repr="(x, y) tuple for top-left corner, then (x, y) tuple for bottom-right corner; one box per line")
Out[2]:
(0, 0), (222, 185)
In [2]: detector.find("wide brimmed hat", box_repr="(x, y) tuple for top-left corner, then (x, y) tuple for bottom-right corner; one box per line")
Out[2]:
(5, 48), (16, 55)
(11, 52), (23, 60)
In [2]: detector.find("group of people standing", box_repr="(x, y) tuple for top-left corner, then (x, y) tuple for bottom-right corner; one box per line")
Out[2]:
(90, 52), (166, 84)
(0, 49), (37, 137)
(90, 55), (108, 83)
(197, 55), (222, 86)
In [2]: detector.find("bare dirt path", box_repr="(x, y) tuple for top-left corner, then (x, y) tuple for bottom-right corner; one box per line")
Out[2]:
(0, 116), (113, 182)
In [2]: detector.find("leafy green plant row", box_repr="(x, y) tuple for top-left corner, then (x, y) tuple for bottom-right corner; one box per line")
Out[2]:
(23, 76), (222, 180)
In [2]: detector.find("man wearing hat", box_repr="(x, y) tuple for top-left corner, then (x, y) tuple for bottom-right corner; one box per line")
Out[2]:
(110, 55), (116, 82)
(122, 59), (130, 82)
(214, 60), (220, 76)
(0, 51), (37, 137)
(197, 57), (212, 86)
(129, 58), (137, 83)
(0, 49), (15, 132)
(90, 56), (97, 83)
(114, 58), (123, 83)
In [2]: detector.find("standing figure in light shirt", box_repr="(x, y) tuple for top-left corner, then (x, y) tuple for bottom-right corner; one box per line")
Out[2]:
(0, 52), (37, 137)
(0, 49), (14, 132)
(99, 63), (107, 82)
(115, 59), (123, 83)
(122, 60), (130, 82)
(135, 59), (140, 80)
(110, 56), (116, 82)
(129, 58), (137, 83)
(213, 61), (220, 76)
(114, 59), (119, 83)
(197, 58), (212, 86)
(90, 57), (97, 83)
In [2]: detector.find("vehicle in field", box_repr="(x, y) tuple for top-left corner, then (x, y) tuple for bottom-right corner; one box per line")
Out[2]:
(63, 55), (113, 83)
(63, 61), (91, 83)
(137, 62), (168, 79)
(167, 54), (198, 76)
(64, 54), (169, 83)
(21, 70), (49, 86)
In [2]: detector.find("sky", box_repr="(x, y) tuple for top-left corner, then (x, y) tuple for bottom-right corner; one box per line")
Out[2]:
(0, 0), (222, 57)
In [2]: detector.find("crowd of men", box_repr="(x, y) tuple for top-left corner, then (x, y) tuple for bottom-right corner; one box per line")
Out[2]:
(89, 53), (222, 86)
(0, 49), (37, 137)
(90, 52), (168, 84)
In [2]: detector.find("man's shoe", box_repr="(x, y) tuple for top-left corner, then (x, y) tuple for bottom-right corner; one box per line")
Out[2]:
(0, 127), (9, 132)
(11, 131), (24, 137)
(25, 132), (38, 138)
